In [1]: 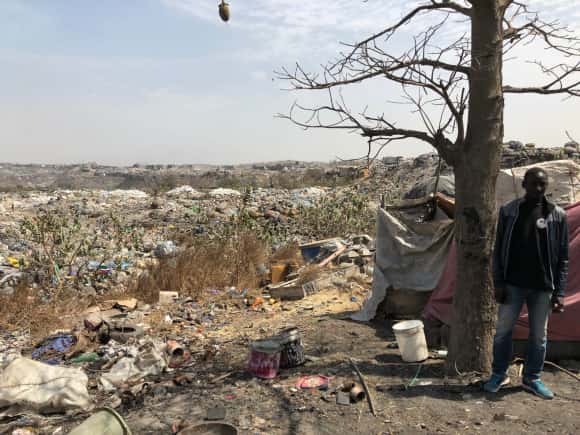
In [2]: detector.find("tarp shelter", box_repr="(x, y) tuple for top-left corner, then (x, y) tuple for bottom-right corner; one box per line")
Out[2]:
(424, 200), (580, 342)
(353, 160), (580, 333)
(351, 203), (454, 322)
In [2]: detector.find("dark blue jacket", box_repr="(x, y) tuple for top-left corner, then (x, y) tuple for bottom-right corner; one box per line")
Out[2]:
(492, 197), (569, 298)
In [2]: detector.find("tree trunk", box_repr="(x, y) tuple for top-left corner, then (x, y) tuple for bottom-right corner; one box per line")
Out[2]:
(447, 1), (505, 373)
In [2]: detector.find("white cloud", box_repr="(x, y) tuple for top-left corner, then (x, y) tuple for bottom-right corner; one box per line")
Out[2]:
(161, 0), (418, 60)
(162, 1), (579, 67)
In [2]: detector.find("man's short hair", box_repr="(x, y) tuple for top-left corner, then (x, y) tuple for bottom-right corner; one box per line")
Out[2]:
(523, 167), (548, 182)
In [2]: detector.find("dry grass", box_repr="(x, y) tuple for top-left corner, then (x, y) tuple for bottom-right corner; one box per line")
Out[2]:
(296, 264), (322, 286)
(130, 231), (268, 303)
(0, 284), (93, 341)
(270, 243), (302, 264)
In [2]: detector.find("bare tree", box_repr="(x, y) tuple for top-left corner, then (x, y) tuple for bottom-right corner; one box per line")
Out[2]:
(277, 0), (580, 371)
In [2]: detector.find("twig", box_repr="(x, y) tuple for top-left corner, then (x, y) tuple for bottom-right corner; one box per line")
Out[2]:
(349, 358), (377, 417)
(211, 371), (235, 384)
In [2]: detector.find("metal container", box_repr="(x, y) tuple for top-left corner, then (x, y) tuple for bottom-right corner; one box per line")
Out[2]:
(277, 327), (305, 369)
(248, 339), (281, 379)
(349, 383), (366, 402)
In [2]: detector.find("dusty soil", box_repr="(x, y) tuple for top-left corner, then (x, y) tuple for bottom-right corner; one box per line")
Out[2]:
(56, 288), (580, 435)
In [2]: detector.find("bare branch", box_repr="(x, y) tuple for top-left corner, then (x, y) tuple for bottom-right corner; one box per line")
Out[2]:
(503, 3), (580, 57)
(566, 130), (578, 144)
(278, 59), (469, 91)
(503, 61), (580, 96)
(276, 99), (437, 148)
(331, 1), (471, 75)
(501, 3), (580, 98)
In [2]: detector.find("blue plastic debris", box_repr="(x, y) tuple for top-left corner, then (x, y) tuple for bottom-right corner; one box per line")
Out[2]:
(31, 333), (76, 365)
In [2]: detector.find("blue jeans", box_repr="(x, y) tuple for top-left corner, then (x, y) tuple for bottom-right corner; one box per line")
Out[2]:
(491, 284), (552, 381)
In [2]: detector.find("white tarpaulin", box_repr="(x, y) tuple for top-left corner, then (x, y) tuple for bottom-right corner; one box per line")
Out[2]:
(496, 160), (579, 207)
(0, 357), (90, 417)
(352, 205), (454, 321)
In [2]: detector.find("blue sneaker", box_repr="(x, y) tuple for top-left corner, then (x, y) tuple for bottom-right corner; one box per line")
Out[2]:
(483, 373), (511, 393)
(522, 378), (554, 399)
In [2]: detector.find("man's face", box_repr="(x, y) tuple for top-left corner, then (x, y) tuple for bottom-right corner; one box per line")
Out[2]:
(524, 171), (548, 201)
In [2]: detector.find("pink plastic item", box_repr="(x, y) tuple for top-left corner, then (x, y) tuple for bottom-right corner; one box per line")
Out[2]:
(296, 375), (331, 390)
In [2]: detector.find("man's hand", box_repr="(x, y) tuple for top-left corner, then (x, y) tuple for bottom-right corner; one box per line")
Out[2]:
(494, 286), (507, 304)
(551, 295), (565, 313)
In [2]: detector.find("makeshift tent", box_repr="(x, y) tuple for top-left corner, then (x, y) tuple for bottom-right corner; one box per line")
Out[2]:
(351, 202), (454, 322)
(353, 160), (580, 327)
(424, 201), (580, 342)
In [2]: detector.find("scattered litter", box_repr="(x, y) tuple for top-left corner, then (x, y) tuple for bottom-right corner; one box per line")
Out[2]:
(336, 390), (350, 406)
(166, 339), (191, 369)
(69, 407), (132, 435)
(154, 241), (177, 258)
(70, 352), (100, 364)
(31, 333), (76, 365)
(349, 382), (366, 403)
(100, 340), (166, 391)
(159, 291), (179, 305)
(296, 375), (330, 390)
(109, 324), (145, 344)
(110, 298), (138, 311)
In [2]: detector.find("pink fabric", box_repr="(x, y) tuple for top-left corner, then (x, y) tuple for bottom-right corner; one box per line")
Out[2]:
(424, 202), (580, 341)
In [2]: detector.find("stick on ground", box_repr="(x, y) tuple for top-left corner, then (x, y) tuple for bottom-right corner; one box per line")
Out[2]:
(349, 357), (377, 417)
(545, 361), (580, 383)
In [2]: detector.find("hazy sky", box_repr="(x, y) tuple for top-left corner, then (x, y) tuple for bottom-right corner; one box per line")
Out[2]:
(1, 0), (579, 165)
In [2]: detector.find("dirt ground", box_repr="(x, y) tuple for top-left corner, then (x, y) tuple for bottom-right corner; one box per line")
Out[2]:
(44, 288), (577, 435)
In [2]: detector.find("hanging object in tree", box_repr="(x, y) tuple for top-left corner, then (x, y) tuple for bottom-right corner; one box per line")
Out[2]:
(218, 1), (230, 22)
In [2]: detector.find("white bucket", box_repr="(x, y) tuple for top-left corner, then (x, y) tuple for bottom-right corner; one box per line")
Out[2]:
(392, 320), (429, 362)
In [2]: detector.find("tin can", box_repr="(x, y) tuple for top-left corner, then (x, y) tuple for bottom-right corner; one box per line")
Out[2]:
(248, 339), (281, 379)
(277, 328), (305, 369)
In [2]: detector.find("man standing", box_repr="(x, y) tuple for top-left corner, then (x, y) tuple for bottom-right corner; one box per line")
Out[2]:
(484, 167), (568, 399)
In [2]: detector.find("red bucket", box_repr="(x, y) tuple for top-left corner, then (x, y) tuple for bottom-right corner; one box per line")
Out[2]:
(248, 339), (281, 379)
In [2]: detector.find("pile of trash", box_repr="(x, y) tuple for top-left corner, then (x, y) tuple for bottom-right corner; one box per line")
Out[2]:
(0, 182), (376, 301)
(0, 227), (376, 431)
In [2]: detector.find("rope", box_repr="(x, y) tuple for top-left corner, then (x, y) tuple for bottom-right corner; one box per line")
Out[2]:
(406, 363), (423, 388)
